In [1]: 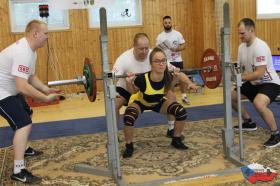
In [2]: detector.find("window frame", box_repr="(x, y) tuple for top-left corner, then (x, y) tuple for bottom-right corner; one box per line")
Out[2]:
(256, 0), (280, 19)
(9, 0), (70, 33)
(88, 0), (143, 28)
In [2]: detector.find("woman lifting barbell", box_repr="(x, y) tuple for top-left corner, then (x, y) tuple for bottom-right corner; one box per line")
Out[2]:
(122, 47), (194, 158)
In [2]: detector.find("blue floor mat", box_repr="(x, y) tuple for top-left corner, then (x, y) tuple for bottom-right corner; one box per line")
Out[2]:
(0, 102), (279, 148)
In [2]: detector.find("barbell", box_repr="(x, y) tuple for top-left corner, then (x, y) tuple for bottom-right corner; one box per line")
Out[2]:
(48, 48), (222, 102)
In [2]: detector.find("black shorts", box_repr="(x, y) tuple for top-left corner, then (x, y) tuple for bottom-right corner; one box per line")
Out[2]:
(170, 61), (184, 69)
(133, 99), (166, 113)
(240, 81), (280, 103)
(116, 87), (131, 106)
(0, 94), (33, 131)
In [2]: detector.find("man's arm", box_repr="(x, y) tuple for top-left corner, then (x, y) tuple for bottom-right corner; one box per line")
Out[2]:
(167, 63), (199, 90)
(112, 54), (126, 78)
(242, 65), (266, 81)
(171, 43), (186, 52)
(29, 75), (60, 94)
(177, 72), (199, 90)
(171, 31), (186, 52)
(16, 77), (59, 102)
(28, 75), (49, 93)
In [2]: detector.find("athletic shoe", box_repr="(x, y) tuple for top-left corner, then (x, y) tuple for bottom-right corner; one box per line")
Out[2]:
(24, 147), (43, 157)
(233, 121), (257, 131)
(182, 97), (190, 105)
(123, 143), (134, 158)
(166, 129), (185, 140)
(11, 169), (41, 184)
(171, 137), (188, 150)
(264, 134), (280, 148)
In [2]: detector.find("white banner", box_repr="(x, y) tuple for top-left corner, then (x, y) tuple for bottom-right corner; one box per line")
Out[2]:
(49, 0), (116, 10)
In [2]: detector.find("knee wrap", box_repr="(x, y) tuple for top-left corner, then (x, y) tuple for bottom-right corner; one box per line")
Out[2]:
(167, 102), (187, 121)
(124, 107), (139, 126)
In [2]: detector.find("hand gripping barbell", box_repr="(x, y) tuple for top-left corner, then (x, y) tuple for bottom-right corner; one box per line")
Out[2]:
(48, 48), (222, 102)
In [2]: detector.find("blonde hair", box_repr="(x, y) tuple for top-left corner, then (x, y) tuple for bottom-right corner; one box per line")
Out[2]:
(25, 20), (46, 34)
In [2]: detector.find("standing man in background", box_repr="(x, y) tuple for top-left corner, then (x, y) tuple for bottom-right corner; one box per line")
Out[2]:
(156, 16), (188, 104)
(156, 15), (189, 137)
(0, 20), (61, 184)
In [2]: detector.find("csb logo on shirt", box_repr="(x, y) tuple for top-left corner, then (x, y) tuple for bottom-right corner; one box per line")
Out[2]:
(18, 65), (29, 74)
(256, 56), (265, 63)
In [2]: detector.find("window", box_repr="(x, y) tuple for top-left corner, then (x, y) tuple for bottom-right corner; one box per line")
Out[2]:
(88, 0), (142, 28)
(9, 0), (69, 33)
(257, 0), (280, 19)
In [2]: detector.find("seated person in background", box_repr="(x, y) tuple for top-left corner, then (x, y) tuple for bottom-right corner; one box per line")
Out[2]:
(122, 47), (190, 158)
(232, 18), (280, 148)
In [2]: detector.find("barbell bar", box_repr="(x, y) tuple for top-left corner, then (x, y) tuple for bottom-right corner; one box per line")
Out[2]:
(48, 48), (222, 102)
(48, 66), (213, 86)
(48, 76), (87, 86)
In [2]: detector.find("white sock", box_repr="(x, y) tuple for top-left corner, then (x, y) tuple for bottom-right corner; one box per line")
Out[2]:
(168, 120), (175, 130)
(14, 160), (25, 174)
(182, 93), (187, 99)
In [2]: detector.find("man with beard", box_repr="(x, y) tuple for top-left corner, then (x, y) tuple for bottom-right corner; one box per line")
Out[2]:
(156, 15), (189, 137)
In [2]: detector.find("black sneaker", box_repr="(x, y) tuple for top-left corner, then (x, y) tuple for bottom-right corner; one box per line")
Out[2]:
(24, 147), (43, 158)
(171, 137), (188, 150)
(166, 129), (185, 140)
(264, 134), (280, 148)
(233, 122), (257, 131)
(11, 169), (41, 184)
(123, 143), (134, 158)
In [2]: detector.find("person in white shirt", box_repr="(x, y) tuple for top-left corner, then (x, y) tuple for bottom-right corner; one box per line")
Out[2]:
(156, 15), (191, 136)
(232, 18), (280, 148)
(112, 33), (152, 112)
(112, 33), (198, 140)
(0, 20), (61, 184)
(156, 16), (190, 106)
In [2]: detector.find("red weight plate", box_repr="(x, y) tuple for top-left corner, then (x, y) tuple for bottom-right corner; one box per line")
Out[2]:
(200, 48), (222, 89)
(83, 58), (97, 102)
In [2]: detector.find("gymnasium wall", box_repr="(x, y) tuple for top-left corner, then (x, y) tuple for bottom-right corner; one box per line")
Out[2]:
(229, 0), (280, 59)
(0, 0), (279, 93)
